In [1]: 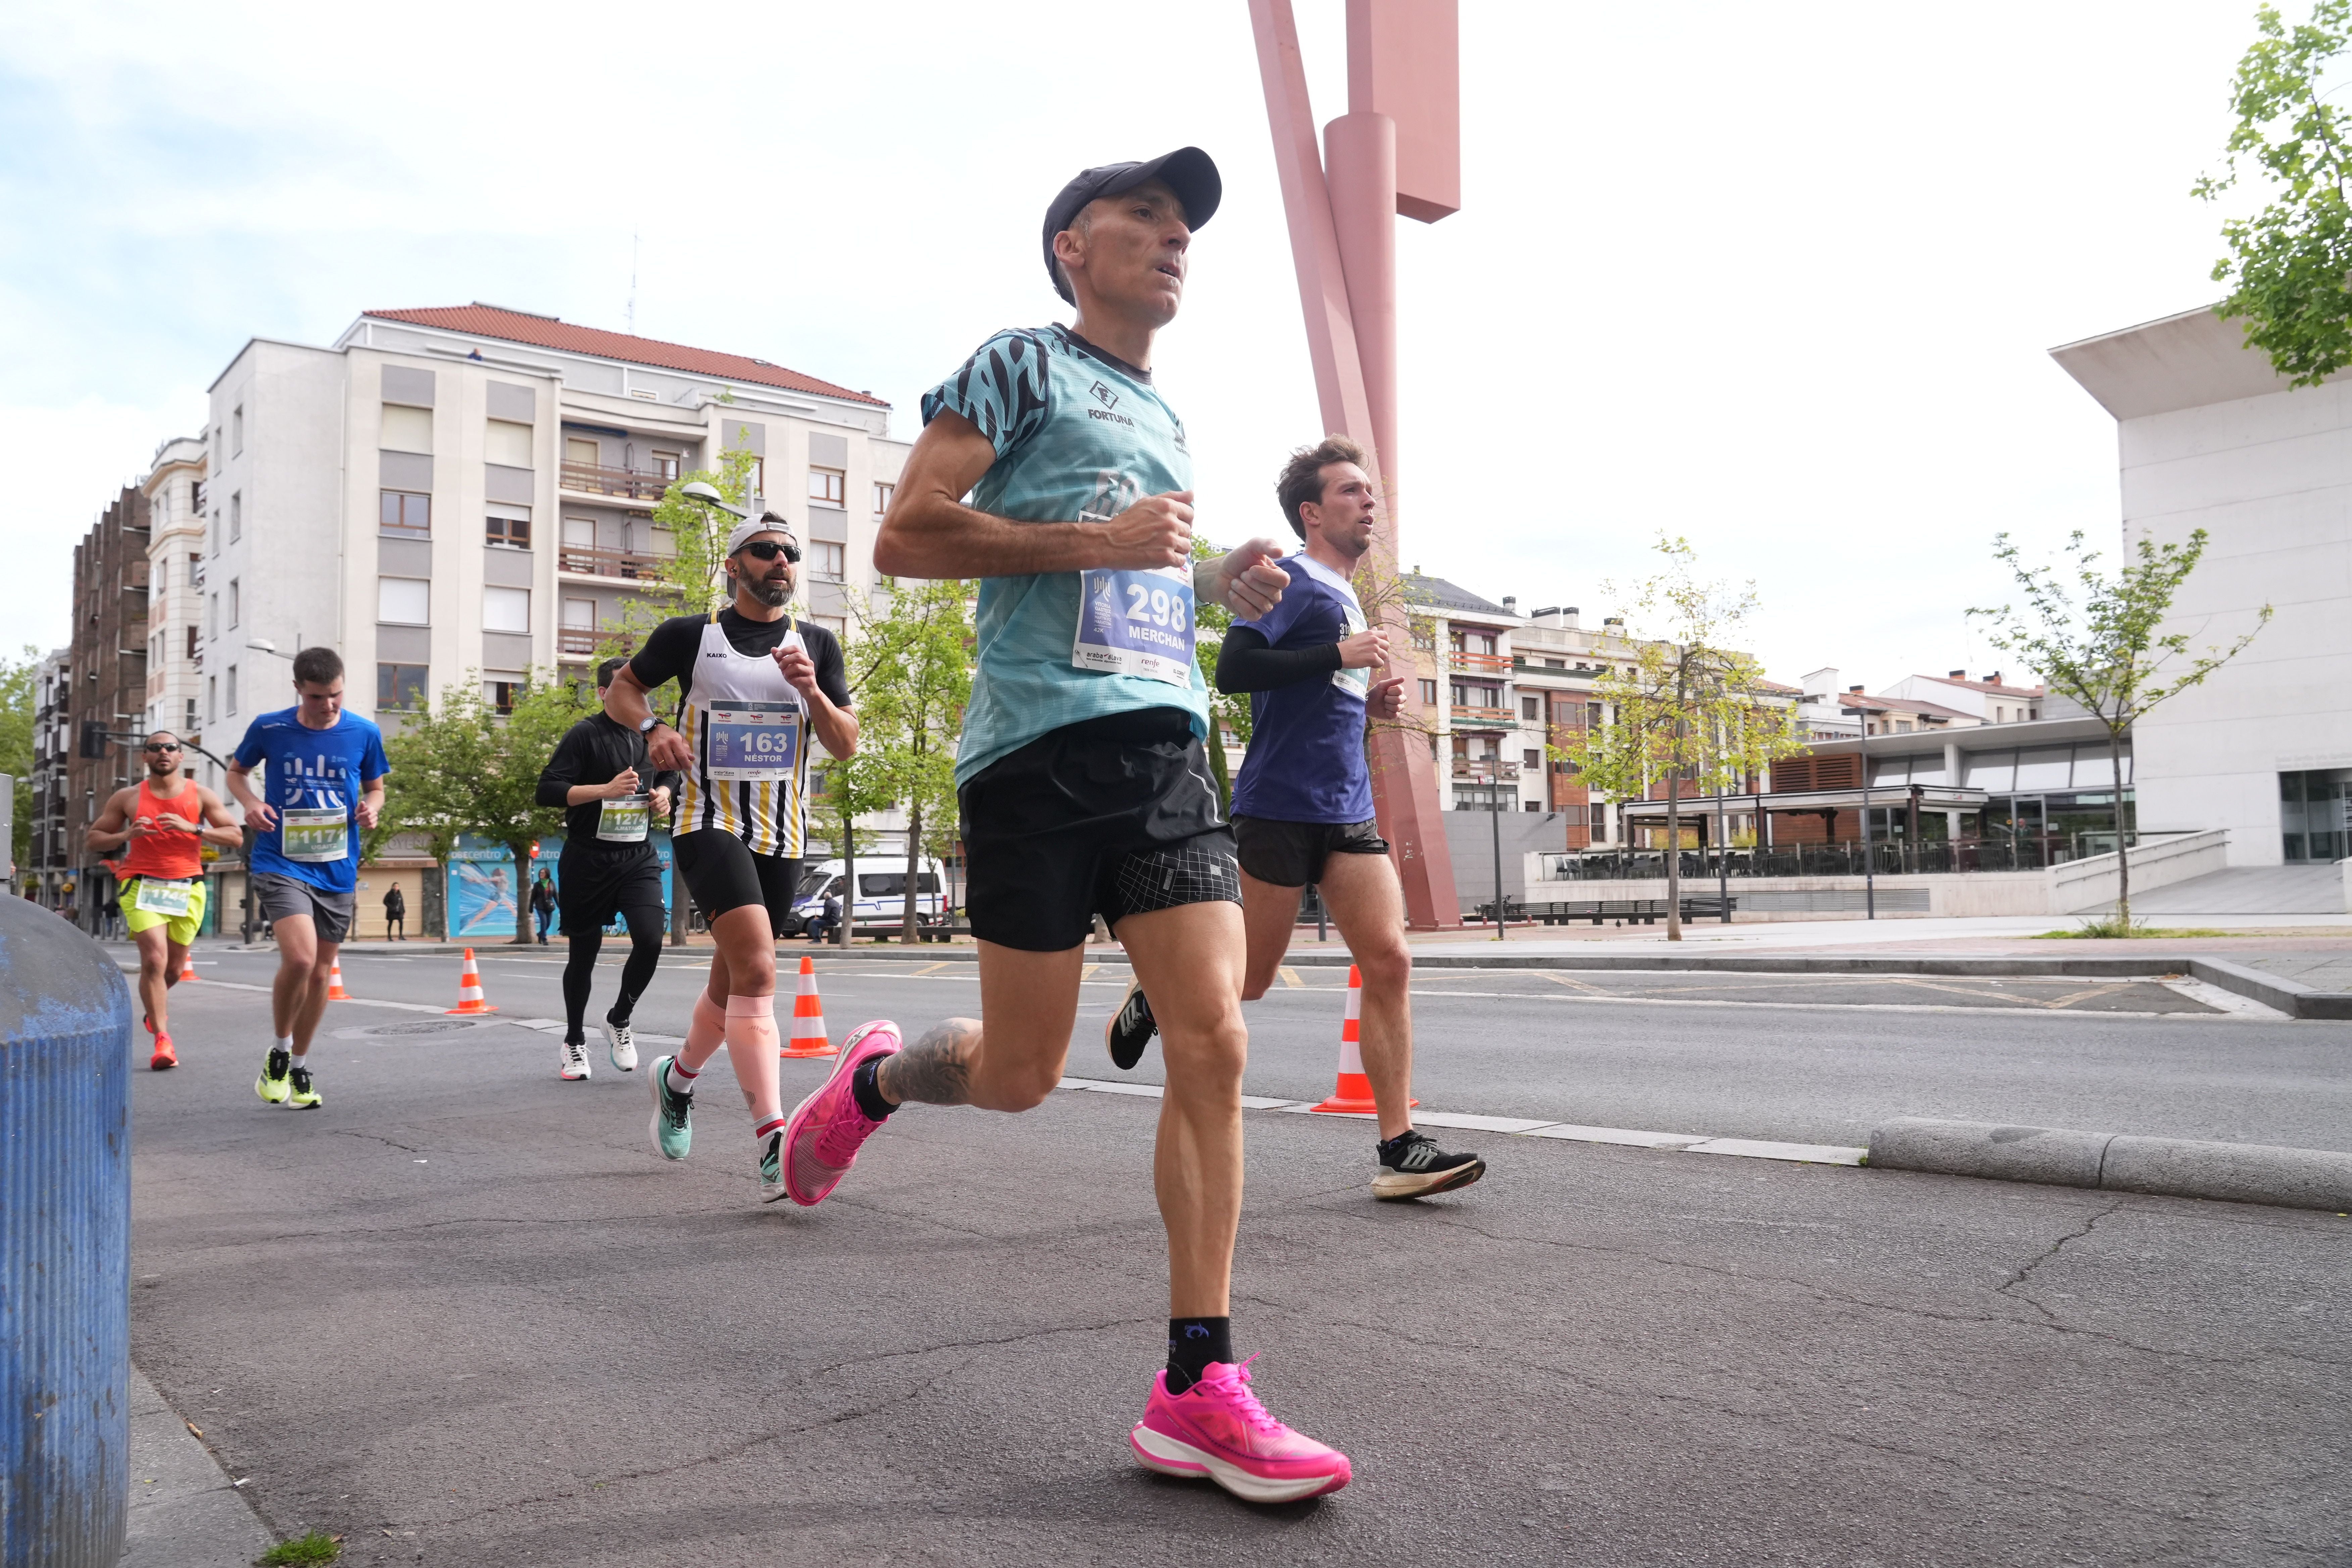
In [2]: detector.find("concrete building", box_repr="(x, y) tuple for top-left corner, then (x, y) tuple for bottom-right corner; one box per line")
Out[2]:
(140, 436), (209, 759)
(2053, 304), (2349, 867)
(196, 301), (907, 776)
(1880, 670), (2045, 727)
(26, 648), (71, 907)
(60, 485), (154, 930)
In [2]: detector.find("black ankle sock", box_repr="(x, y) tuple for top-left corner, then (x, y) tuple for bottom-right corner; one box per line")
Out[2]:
(1165, 1316), (1233, 1394)
(850, 1055), (896, 1121)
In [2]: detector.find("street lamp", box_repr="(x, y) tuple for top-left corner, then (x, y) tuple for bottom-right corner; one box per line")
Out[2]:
(677, 480), (748, 520)
(1840, 703), (1874, 920)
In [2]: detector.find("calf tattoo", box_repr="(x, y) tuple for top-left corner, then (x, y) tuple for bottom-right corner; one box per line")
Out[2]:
(878, 1019), (979, 1105)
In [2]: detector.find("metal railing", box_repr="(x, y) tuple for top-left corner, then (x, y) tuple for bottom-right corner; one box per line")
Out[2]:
(1449, 649), (1512, 674)
(559, 461), (672, 501)
(558, 545), (665, 580)
(558, 629), (602, 656)
(1450, 703), (1515, 726)
(1539, 831), (2174, 882)
(1450, 758), (1519, 780)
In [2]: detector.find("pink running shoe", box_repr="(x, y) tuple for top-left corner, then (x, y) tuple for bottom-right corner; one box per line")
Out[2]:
(780, 1020), (900, 1207)
(1129, 1357), (1352, 1503)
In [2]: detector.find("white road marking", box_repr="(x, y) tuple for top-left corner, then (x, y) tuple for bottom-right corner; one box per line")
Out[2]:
(2161, 977), (2293, 1019)
(1054, 1077), (1868, 1165)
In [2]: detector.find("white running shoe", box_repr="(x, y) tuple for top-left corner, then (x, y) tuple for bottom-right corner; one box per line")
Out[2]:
(602, 1017), (638, 1073)
(558, 1037), (592, 1081)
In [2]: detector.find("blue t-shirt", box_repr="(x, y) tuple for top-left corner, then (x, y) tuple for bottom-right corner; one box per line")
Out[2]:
(232, 707), (390, 893)
(920, 325), (1211, 786)
(1229, 555), (1374, 825)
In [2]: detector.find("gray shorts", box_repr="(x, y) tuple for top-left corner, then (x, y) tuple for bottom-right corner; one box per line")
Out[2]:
(253, 873), (356, 945)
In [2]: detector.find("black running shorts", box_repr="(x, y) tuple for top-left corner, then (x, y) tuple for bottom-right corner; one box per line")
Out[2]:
(959, 707), (1241, 952)
(671, 829), (801, 936)
(1232, 816), (1390, 888)
(556, 844), (667, 935)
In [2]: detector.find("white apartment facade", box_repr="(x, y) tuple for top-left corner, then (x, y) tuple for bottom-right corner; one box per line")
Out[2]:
(174, 303), (908, 774)
(2053, 304), (2349, 866)
(1879, 671), (2045, 727)
(141, 435), (208, 769)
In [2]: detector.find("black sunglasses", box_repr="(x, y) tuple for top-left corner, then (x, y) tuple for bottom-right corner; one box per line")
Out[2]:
(144, 742), (182, 753)
(736, 540), (800, 563)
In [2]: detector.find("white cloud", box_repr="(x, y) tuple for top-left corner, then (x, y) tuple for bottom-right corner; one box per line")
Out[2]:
(0, 0), (2276, 690)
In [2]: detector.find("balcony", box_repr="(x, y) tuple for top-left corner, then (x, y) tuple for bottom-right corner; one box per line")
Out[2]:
(560, 461), (673, 502)
(1448, 648), (1512, 675)
(1450, 758), (1519, 781)
(558, 545), (666, 581)
(558, 629), (602, 657)
(1450, 703), (1515, 727)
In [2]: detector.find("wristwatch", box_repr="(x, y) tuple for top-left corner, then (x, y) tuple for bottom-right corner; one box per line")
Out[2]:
(638, 716), (663, 735)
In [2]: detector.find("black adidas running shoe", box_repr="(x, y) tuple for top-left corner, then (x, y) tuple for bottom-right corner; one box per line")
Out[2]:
(1372, 1129), (1485, 1200)
(1105, 976), (1158, 1071)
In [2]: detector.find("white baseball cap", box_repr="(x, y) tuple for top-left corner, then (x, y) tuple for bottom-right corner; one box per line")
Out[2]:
(726, 512), (798, 556)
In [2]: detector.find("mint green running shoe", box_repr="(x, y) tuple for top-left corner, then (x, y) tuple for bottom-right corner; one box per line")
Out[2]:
(648, 1055), (693, 1161)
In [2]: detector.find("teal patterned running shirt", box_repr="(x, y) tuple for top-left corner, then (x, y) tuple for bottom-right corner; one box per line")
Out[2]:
(921, 325), (1211, 786)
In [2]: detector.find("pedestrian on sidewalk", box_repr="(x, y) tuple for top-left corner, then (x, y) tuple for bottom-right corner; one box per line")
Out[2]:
(531, 870), (557, 946)
(382, 882), (405, 940)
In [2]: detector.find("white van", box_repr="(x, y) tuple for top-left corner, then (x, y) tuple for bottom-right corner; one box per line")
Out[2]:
(788, 857), (953, 940)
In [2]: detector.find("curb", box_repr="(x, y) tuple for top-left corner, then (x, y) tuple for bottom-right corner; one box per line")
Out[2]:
(1866, 1117), (2352, 1213)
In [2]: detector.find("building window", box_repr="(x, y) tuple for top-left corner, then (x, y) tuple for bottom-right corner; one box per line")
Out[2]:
(226, 664), (237, 715)
(873, 481), (895, 514)
(485, 503), (532, 550)
(183, 697), (198, 732)
(562, 597), (595, 631)
(483, 586), (531, 634)
(381, 490), (431, 538)
(1521, 695), (1540, 721)
(748, 457), (766, 496)
(1587, 701), (1603, 729)
(1523, 748), (1541, 769)
(206, 676), (216, 722)
(206, 592), (217, 640)
(653, 451), (680, 481)
(1419, 679), (1437, 707)
(812, 541), (846, 581)
(808, 614), (847, 639)
(564, 436), (599, 472)
(484, 677), (522, 714)
(229, 492), (241, 541)
(808, 468), (845, 505)
(232, 406), (243, 455)
(381, 404), (432, 454)
(378, 577), (430, 625)
(378, 663), (428, 712)
(485, 419), (532, 468)
(184, 626), (197, 659)
(228, 579), (240, 628)
(1590, 803), (1608, 838)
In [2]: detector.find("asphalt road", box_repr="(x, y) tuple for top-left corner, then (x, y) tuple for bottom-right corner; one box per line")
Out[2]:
(174, 944), (2352, 1153)
(126, 974), (2352, 1567)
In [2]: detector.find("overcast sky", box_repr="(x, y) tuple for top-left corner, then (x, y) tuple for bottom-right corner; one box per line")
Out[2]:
(0, 1), (2277, 692)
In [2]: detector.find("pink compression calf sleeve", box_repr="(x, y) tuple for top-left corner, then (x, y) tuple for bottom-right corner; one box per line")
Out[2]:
(679, 991), (728, 1072)
(724, 993), (783, 1126)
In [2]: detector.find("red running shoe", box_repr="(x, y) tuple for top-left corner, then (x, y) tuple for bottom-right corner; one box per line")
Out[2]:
(150, 1035), (178, 1071)
(779, 1020), (899, 1207)
(1129, 1357), (1351, 1503)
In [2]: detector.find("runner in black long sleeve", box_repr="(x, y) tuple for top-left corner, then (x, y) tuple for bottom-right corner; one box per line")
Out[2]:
(535, 658), (681, 1080)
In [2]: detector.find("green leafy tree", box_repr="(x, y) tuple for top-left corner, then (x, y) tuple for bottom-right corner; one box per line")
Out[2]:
(2196, 0), (2352, 384)
(1970, 529), (2269, 928)
(602, 444), (763, 707)
(377, 672), (594, 943)
(1556, 538), (1806, 941)
(850, 578), (973, 942)
(0, 645), (36, 872)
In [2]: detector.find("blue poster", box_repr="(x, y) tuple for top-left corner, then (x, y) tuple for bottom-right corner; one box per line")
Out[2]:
(446, 837), (525, 940)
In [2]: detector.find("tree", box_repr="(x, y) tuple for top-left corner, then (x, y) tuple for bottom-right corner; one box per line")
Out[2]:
(2195, 0), (2352, 384)
(377, 673), (592, 943)
(1970, 528), (2269, 928)
(848, 577), (973, 942)
(1555, 538), (1806, 940)
(0, 645), (36, 873)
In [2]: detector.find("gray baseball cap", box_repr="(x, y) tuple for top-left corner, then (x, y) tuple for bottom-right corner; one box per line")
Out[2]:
(1041, 147), (1222, 304)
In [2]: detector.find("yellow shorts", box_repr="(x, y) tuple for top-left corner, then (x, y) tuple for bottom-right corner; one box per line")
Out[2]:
(119, 877), (208, 947)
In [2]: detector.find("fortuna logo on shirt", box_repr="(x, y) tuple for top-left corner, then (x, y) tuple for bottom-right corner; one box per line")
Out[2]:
(1089, 380), (1119, 410)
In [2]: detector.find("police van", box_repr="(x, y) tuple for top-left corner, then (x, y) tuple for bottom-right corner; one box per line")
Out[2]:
(788, 858), (953, 940)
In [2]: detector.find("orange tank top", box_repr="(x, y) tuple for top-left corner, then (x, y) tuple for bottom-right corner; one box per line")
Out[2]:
(118, 779), (205, 881)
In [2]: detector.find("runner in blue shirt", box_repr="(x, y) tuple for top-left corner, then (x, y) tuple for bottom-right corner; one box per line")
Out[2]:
(773, 147), (1353, 1503)
(1221, 437), (1485, 1200)
(226, 647), (388, 1110)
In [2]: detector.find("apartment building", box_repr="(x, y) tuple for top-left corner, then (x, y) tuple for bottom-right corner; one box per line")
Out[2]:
(59, 486), (153, 928)
(141, 436), (208, 756)
(26, 648), (71, 905)
(1510, 605), (1642, 849)
(1879, 670), (2044, 726)
(169, 302), (907, 780)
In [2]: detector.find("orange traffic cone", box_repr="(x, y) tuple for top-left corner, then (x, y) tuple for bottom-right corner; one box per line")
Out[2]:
(178, 950), (199, 982)
(1309, 965), (1413, 1114)
(326, 958), (350, 1000)
(445, 948), (497, 1015)
(782, 955), (835, 1058)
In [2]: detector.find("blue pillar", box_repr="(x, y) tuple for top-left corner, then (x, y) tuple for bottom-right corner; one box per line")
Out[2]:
(1, 898), (132, 1567)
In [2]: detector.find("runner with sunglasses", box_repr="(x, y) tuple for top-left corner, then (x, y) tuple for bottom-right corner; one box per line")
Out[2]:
(603, 509), (858, 1201)
(85, 732), (244, 1069)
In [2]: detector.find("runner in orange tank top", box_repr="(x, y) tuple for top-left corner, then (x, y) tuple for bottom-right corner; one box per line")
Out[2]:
(85, 731), (245, 1069)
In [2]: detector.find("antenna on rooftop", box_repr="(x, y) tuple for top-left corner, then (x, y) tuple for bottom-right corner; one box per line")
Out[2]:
(626, 230), (639, 334)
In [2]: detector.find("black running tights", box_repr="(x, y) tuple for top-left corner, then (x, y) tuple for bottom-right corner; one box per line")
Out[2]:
(562, 905), (666, 1043)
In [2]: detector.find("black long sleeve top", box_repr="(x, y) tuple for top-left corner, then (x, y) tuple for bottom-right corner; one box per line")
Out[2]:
(535, 713), (681, 848)
(1214, 625), (1343, 694)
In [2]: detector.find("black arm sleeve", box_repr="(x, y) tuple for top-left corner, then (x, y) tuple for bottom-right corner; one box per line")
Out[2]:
(808, 627), (854, 708)
(626, 616), (702, 696)
(536, 724), (590, 808)
(1215, 626), (1344, 694)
